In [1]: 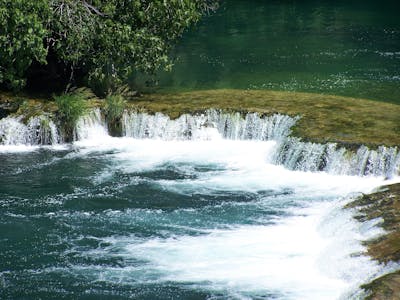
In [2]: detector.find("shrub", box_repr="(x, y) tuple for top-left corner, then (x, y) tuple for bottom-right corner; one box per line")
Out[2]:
(0, 0), (219, 93)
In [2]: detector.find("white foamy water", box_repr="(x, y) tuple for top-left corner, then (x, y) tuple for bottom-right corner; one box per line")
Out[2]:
(103, 205), (379, 300)
(75, 108), (108, 141)
(64, 130), (399, 299)
(1, 109), (399, 177)
(122, 110), (297, 141)
(1, 109), (400, 299)
(0, 115), (60, 146)
(73, 132), (390, 195)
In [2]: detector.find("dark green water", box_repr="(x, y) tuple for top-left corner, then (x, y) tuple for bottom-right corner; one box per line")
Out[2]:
(135, 0), (400, 103)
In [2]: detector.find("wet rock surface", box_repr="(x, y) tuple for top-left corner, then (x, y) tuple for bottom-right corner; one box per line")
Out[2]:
(347, 183), (400, 299)
(362, 271), (400, 300)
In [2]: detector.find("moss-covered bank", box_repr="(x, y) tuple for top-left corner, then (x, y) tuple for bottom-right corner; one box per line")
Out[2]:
(346, 183), (400, 299)
(133, 89), (400, 147)
(1, 88), (400, 147)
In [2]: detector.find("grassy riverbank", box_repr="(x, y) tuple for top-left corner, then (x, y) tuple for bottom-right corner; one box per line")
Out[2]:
(346, 183), (400, 299)
(1, 88), (400, 147)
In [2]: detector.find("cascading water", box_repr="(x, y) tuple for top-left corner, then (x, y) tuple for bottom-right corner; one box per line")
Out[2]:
(74, 108), (108, 141)
(26, 116), (60, 145)
(122, 110), (298, 141)
(274, 138), (400, 178)
(120, 110), (400, 178)
(0, 109), (399, 177)
(1, 108), (399, 299)
(0, 115), (59, 146)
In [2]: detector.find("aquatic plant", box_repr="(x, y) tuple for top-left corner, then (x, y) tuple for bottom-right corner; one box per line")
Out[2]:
(54, 92), (87, 141)
(103, 94), (126, 136)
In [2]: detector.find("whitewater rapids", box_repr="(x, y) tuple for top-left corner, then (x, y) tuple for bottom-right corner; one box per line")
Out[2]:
(0, 110), (399, 299)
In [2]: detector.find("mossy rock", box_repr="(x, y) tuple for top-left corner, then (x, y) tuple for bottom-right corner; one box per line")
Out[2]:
(347, 183), (400, 299)
(362, 271), (400, 300)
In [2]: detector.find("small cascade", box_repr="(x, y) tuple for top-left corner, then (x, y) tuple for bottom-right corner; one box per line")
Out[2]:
(274, 137), (400, 178)
(0, 117), (30, 145)
(120, 109), (400, 177)
(0, 115), (60, 146)
(75, 108), (108, 141)
(27, 116), (60, 145)
(122, 110), (298, 141)
(0, 108), (399, 177)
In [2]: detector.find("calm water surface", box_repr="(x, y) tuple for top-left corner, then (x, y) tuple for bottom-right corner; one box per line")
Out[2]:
(136, 0), (400, 103)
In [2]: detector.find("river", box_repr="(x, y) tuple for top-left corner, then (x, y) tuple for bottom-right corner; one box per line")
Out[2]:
(0, 111), (399, 299)
(136, 0), (400, 104)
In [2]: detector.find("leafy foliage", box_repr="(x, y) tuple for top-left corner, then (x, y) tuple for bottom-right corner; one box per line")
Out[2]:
(0, 0), (49, 90)
(0, 0), (218, 94)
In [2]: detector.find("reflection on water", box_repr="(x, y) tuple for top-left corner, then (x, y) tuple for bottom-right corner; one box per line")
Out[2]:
(134, 0), (400, 103)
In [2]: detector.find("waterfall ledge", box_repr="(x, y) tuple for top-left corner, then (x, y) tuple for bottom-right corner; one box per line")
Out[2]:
(1, 108), (399, 178)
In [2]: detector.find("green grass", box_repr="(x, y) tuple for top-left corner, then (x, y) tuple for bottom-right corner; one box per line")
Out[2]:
(103, 94), (127, 136)
(103, 95), (126, 124)
(54, 93), (88, 141)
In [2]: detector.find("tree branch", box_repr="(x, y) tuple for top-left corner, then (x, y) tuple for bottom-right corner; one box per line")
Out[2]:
(82, 1), (104, 17)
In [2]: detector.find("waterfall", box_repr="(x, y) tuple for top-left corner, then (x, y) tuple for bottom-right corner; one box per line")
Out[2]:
(75, 108), (108, 141)
(0, 108), (399, 177)
(119, 110), (399, 177)
(0, 115), (59, 145)
(27, 115), (60, 145)
(0, 109), (106, 146)
(273, 137), (400, 177)
(122, 110), (298, 141)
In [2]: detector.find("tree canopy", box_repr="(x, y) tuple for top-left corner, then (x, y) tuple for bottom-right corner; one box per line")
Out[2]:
(0, 0), (218, 94)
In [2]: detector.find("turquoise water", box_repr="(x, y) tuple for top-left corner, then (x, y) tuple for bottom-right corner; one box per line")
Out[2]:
(2, 1), (400, 299)
(0, 132), (393, 299)
(136, 0), (400, 103)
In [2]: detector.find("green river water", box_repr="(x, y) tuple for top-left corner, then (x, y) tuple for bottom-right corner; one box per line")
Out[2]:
(1, 1), (400, 299)
(136, 0), (400, 104)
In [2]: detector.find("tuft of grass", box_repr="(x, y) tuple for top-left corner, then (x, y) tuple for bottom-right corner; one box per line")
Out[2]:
(104, 95), (126, 124)
(54, 93), (87, 140)
(103, 94), (126, 137)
